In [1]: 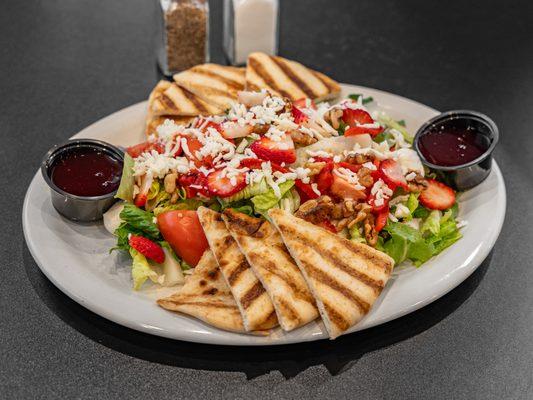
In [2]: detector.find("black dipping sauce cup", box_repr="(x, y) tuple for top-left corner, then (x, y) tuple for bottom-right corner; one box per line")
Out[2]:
(414, 110), (499, 191)
(41, 139), (124, 222)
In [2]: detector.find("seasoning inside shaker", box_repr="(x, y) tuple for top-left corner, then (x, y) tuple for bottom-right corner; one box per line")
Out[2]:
(158, 0), (209, 75)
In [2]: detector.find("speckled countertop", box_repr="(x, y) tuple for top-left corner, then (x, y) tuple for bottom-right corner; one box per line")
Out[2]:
(2, 0), (532, 398)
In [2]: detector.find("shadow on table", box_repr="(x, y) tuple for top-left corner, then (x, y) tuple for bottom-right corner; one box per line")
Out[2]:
(23, 245), (492, 379)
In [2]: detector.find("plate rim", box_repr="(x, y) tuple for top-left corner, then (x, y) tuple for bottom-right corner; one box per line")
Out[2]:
(22, 85), (507, 345)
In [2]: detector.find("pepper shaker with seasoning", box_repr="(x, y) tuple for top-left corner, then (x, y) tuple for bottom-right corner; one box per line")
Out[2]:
(157, 0), (209, 76)
(223, 0), (279, 66)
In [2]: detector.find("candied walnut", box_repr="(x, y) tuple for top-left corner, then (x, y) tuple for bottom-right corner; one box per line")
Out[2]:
(345, 153), (373, 165)
(348, 203), (372, 228)
(252, 124), (269, 135)
(364, 213), (378, 247)
(324, 108), (343, 129)
(290, 129), (318, 146)
(407, 174), (428, 192)
(357, 167), (374, 188)
(304, 161), (326, 176)
(295, 196), (334, 224)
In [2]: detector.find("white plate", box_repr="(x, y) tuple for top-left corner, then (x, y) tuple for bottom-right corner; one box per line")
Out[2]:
(22, 84), (506, 345)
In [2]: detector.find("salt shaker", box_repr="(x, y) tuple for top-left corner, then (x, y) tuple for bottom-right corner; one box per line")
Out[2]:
(157, 0), (210, 75)
(223, 0), (279, 66)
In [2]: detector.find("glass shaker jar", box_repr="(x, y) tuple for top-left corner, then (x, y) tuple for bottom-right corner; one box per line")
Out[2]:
(223, 0), (279, 66)
(157, 0), (210, 76)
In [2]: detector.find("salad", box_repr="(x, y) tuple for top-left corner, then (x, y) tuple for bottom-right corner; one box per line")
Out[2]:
(105, 90), (464, 290)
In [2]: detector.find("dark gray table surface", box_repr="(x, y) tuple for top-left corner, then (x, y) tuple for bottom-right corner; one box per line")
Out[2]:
(1, 0), (532, 399)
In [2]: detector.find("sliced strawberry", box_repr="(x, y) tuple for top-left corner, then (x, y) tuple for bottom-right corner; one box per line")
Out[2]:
(293, 98), (316, 110)
(345, 125), (383, 137)
(128, 235), (165, 264)
(240, 158), (264, 170)
(295, 180), (319, 201)
(367, 181), (392, 212)
(239, 158), (289, 174)
(178, 171), (209, 198)
(185, 138), (213, 167)
(337, 161), (362, 173)
(249, 134), (296, 164)
(206, 169), (247, 198)
(419, 179), (456, 210)
(315, 162), (334, 193)
(342, 108), (373, 127)
(291, 106), (308, 124)
(317, 220), (337, 233)
(374, 206), (389, 232)
(330, 173), (367, 200)
(379, 159), (408, 190)
(312, 156), (333, 163)
(127, 141), (164, 158)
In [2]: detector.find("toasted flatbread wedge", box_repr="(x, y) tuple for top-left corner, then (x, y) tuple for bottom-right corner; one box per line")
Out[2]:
(144, 113), (194, 137)
(246, 52), (341, 102)
(197, 207), (278, 331)
(173, 64), (245, 109)
(157, 250), (249, 333)
(269, 208), (394, 339)
(149, 81), (223, 117)
(222, 209), (319, 332)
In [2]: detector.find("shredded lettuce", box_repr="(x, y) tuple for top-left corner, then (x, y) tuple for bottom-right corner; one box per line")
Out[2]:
(421, 210), (441, 236)
(377, 113), (413, 143)
(220, 179), (269, 204)
(348, 224), (366, 244)
(251, 180), (295, 214)
(115, 153), (135, 203)
(129, 248), (158, 290)
(279, 187), (300, 214)
(383, 203), (462, 266)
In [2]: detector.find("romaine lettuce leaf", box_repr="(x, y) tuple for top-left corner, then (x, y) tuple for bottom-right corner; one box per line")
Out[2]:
(129, 248), (158, 290)
(421, 210), (441, 236)
(377, 113), (413, 143)
(251, 180), (295, 214)
(220, 179), (269, 204)
(119, 204), (160, 239)
(115, 153), (135, 203)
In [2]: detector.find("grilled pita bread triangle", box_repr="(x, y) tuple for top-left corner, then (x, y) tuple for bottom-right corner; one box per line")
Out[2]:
(245, 52), (341, 102)
(222, 209), (319, 332)
(174, 64), (246, 109)
(268, 208), (394, 339)
(148, 81), (223, 117)
(197, 207), (278, 331)
(157, 250), (249, 333)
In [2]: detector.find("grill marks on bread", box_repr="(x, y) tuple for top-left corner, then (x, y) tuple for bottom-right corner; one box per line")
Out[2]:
(173, 64), (246, 109)
(157, 250), (247, 333)
(197, 207), (278, 331)
(245, 52), (341, 102)
(268, 208), (394, 339)
(222, 209), (319, 332)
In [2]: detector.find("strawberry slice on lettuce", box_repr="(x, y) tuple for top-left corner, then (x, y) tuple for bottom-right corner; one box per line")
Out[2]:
(250, 134), (296, 165)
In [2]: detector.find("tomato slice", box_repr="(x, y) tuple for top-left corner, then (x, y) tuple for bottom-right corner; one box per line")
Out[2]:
(157, 210), (209, 266)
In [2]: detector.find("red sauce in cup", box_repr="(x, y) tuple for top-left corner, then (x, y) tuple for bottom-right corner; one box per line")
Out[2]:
(50, 147), (122, 196)
(417, 123), (491, 167)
